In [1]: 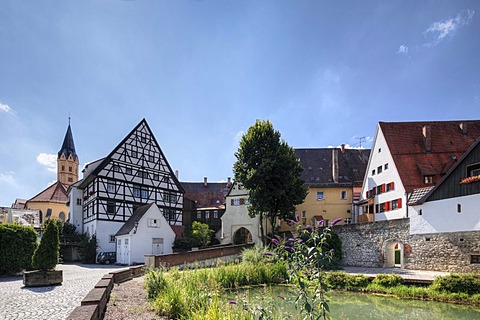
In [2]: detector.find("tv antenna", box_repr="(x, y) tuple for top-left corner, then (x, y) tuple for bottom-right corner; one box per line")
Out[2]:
(355, 136), (366, 148)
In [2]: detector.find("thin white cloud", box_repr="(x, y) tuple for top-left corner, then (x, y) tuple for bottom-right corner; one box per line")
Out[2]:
(0, 102), (15, 114)
(0, 172), (16, 185)
(396, 45), (409, 55)
(36, 153), (57, 173)
(424, 10), (475, 46)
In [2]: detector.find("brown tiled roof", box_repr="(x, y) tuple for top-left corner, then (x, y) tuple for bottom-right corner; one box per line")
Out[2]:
(295, 148), (370, 187)
(380, 120), (480, 192)
(181, 182), (231, 209)
(28, 181), (68, 203)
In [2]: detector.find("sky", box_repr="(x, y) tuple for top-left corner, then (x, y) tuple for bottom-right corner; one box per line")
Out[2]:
(0, 0), (479, 206)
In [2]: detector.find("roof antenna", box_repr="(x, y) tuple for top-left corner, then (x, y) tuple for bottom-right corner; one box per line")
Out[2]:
(355, 136), (366, 148)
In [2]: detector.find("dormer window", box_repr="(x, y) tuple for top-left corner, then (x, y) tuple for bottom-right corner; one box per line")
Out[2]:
(424, 176), (434, 184)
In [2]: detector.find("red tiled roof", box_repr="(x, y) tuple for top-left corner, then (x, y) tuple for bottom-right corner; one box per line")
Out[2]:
(380, 120), (480, 192)
(28, 181), (68, 203)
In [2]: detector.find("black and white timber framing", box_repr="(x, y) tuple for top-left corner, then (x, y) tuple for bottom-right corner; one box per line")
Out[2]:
(76, 119), (184, 250)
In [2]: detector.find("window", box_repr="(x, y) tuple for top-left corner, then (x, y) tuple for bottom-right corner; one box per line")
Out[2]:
(117, 239), (121, 245)
(379, 203), (385, 213)
(125, 239), (129, 245)
(391, 199), (399, 210)
(471, 255), (480, 264)
(168, 210), (176, 221)
(109, 235), (116, 243)
(377, 166), (383, 174)
(197, 211), (202, 219)
(386, 182), (394, 192)
(141, 188), (149, 199)
(76, 198), (81, 205)
(137, 171), (149, 179)
(133, 187), (140, 198)
(68, 177), (73, 182)
(419, 209), (423, 216)
(378, 148), (382, 153)
(424, 176), (433, 184)
(341, 190), (347, 200)
(316, 192), (324, 200)
(148, 218), (160, 228)
(162, 175), (169, 183)
(384, 163), (389, 170)
(153, 174), (159, 181)
(131, 150), (138, 158)
(62, 165), (65, 171)
(345, 218), (352, 224)
(69, 166), (72, 172)
(164, 192), (177, 203)
(457, 204), (462, 213)
(301, 211), (306, 218)
(205, 211), (210, 219)
(107, 201), (115, 213)
(372, 169), (376, 176)
(107, 182), (115, 193)
(376, 185), (382, 195)
(467, 163), (480, 177)
(232, 198), (241, 206)
(126, 167), (132, 175)
(113, 165), (121, 172)
(148, 155), (155, 162)
(213, 210), (219, 219)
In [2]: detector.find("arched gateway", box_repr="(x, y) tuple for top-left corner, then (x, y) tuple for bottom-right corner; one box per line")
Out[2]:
(233, 227), (253, 244)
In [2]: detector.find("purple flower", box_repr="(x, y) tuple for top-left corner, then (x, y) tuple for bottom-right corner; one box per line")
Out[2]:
(287, 238), (295, 242)
(297, 239), (303, 244)
(229, 300), (237, 305)
(284, 246), (293, 252)
(295, 214), (300, 222)
(286, 219), (295, 226)
(331, 218), (343, 226)
(278, 277), (285, 282)
(305, 224), (312, 231)
(243, 293), (247, 298)
(317, 219), (324, 226)
(271, 238), (279, 245)
(264, 252), (274, 256)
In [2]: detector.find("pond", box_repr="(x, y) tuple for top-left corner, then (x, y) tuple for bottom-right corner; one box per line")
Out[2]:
(230, 286), (480, 320)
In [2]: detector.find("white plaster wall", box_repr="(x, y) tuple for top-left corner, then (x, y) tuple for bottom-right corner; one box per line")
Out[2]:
(410, 193), (480, 234)
(360, 124), (407, 221)
(68, 186), (84, 232)
(94, 220), (124, 253)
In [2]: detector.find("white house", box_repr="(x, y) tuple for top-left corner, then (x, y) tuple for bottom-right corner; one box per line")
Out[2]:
(220, 183), (264, 246)
(409, 138), (480, 234)
(115, 203), (175, 265)
(68, 119), (184, 254)
(358, 120), (480, 222)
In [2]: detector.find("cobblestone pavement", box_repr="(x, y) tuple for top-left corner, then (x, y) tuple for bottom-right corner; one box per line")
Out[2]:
(0, 263), (125, 320)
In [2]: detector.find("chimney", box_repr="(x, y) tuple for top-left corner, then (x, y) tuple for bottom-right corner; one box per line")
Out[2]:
(332, 149), (339, 184)
(422, 125), (431, 153)
(204, 177), (208, 187)
(460, 122), (468, 135)
(175, 170), (179, 179)
(227, 177), (232, 186)
(340, 144), (345, 154)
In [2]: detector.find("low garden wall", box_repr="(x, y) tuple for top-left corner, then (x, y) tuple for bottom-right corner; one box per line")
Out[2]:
(145, 243), (254, 268)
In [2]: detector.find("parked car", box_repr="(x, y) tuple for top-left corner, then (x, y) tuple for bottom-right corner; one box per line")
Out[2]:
(97, 252), (116, 265)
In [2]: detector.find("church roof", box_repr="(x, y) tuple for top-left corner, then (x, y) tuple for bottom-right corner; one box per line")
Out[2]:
(27, 181), (68, 203)
(58, 123), (77, 160)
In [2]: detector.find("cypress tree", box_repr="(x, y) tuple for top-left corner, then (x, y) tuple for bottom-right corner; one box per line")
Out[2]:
(32, 219), (59, 270)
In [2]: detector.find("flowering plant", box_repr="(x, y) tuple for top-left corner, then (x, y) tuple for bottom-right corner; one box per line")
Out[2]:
(268, 217), (342, 319)
(460, 175), (480, 185)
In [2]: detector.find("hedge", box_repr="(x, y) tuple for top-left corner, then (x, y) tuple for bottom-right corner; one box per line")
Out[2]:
(0, 224), (38, 275)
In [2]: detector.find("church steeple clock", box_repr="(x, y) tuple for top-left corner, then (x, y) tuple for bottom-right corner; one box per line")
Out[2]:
(57, 118), (79, 186)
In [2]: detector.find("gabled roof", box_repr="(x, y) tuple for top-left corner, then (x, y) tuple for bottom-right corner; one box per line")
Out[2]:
(295, 148), (370, 187)
(412, 138), (480, 205)
(115, 203), (155, 236)
(181, 181), (231, 209)
(27, 181), (68, 203)
(58, 123), (77, 160)
(407, 186), (434, 205)
(78, 119), (184, 193)
(379, 120), (480, 193)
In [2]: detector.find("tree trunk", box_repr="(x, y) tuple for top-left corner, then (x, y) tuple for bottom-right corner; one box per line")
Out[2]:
(258, 213), (265, 246)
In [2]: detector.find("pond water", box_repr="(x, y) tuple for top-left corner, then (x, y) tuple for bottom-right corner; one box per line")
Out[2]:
(230, 286), (480, 320)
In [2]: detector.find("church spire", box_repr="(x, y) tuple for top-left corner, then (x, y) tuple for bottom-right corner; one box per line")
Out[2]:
(58, 120), (77, 161)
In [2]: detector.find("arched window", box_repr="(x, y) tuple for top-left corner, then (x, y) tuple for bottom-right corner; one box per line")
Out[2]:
(59, 212), (66, 222)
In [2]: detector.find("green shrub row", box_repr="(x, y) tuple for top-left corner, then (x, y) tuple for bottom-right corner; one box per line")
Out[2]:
(0, 224), (37, 275)
(431, 273), (480, 295)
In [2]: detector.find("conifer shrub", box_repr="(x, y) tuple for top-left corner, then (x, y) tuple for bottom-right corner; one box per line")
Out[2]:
(32, 220), (59, 270)
(0, 224), (37, 275)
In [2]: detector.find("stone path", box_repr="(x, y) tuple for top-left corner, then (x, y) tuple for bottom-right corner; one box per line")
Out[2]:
(0, 263), (125, 320)
(342, 266), (449, 282)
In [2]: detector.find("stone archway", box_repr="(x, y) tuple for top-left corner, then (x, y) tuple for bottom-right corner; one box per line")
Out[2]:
(383, 239), (404, 268)
(233, 227), (253, 245)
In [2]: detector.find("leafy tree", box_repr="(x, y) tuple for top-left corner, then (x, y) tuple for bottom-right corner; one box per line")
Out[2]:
(32, 219), (60, 270)
(0, 224), (37, 275)
(79, 234), (98, 263)
(191, 221), (213, 248)
(233, 120), (307, 243)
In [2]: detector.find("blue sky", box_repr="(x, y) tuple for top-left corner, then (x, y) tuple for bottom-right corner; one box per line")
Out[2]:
(0, 1), (479, 206)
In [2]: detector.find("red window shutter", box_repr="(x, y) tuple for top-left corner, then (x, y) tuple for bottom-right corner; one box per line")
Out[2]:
(382, 184), (386, 193)
(398, 198), (402, 208)
(372, 188), (376, 196)
(385, 202), (390, 211)
(390, 182), (395, 190)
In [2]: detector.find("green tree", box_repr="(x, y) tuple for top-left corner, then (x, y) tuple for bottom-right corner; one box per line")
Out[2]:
(0, 224), (37, 275)
(191, 221), (213, 248)
(32, 219), (59, 270)
(233, 120), (307, 243)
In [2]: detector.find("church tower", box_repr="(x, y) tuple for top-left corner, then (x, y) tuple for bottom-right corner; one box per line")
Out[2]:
(57, 119), (79, 186)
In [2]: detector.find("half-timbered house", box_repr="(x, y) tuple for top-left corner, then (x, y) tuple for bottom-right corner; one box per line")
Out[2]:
(71, 119), (184, 254)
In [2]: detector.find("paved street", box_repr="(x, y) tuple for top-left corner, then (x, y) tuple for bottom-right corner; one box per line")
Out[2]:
(0, 263), (125, 320)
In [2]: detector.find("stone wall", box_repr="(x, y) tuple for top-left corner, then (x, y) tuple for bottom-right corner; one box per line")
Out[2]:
(334, 219), (480, 272)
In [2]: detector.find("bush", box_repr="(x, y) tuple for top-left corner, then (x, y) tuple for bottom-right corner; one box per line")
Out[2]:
(32, 220), (59, 270)
(372, 273), (404, 287)
(79, 234), (98, 263)
(347, 274), (370, 289)
(0, 224), (38, 275)
(431, 273), (480, 295)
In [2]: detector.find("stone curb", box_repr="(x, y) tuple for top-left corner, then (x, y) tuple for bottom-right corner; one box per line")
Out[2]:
(66, 265), (146, 320)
